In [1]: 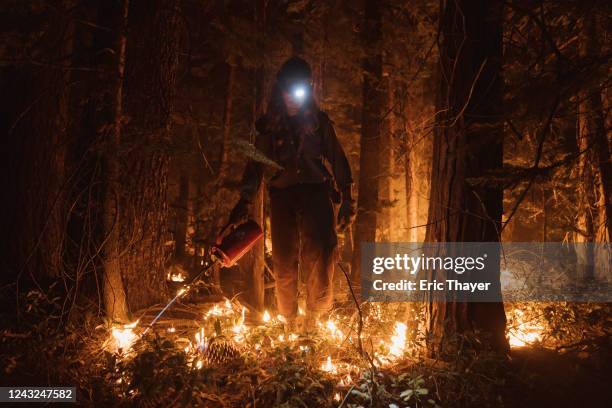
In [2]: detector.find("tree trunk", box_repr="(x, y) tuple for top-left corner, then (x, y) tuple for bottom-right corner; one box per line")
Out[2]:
(103, 0), (182, 316)
(102, 0), (130, 322)
(379, 77), (393, 241)
(578, 14), (612, 244)
(1, 1), (75, 285)
(351, 0), (387, 283)
(242, 0), (267, 312)
(173, 169), (190, 260)
(219, 60), (235, 177)
(425, 0), (507, 354)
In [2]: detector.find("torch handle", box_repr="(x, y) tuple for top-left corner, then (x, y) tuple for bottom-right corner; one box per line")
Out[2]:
(142, 258), (218, 335)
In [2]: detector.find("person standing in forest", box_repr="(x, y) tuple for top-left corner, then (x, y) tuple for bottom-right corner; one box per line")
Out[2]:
(224, 57), (355, 331)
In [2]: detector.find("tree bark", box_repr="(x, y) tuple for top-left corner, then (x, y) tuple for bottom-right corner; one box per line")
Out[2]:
(578, 14), (612, 243)
(351, 0), (387, 283)
(103, 0), (182, 316)
(219, 60), (235, 178)
(425, 0), (507, 354)
(102, 0), (130, 322)
(1, 1), (75, 285)
(173, 169), (190, 260)
(241, 0), (267, 312)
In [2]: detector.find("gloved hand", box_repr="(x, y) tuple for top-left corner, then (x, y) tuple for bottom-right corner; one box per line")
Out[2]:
(336, 197), (356, 232)
(217, 198), (251, 245)
(228, 198), (250, 227)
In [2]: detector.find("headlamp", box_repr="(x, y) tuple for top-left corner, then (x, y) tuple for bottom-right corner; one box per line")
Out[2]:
(287, 81), (309, 102)
(293, 86), (306, 100)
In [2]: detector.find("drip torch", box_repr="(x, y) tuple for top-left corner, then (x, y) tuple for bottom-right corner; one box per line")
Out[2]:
(143, 220), (263, 334)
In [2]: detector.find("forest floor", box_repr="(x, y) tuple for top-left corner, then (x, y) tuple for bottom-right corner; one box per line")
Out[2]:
(1, 282), (610, 407)
(506, 347), (611, 407)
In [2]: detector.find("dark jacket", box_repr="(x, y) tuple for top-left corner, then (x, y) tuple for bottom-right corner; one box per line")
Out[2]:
(239, 110), (353, 204)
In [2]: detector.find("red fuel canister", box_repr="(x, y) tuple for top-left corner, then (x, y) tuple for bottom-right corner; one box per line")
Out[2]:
(212, 220), (263, 267)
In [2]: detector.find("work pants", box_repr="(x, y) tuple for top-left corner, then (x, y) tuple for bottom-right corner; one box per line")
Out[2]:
(269, 183), (337, 318)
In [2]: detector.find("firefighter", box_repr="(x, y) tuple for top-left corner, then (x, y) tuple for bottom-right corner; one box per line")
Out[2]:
(225, 56), (355, 330)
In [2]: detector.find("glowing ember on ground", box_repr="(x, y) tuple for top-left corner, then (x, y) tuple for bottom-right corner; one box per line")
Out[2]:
(321, 355), (337, 374)
(166, 271), (186, 282)
(389, 322), (408, 358)
(262, 310), (271, 323)
(338, 374), (353, 387)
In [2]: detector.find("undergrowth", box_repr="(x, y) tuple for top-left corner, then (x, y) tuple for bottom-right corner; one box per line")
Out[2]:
(1, 282), (610, 407)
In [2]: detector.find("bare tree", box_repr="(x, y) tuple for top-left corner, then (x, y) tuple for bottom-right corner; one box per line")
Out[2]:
(351, 0), (387, 283)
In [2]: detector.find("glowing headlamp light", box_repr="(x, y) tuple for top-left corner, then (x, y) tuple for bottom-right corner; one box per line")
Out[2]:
(292, 84), (308, 101)
(294, 87), (306, 99)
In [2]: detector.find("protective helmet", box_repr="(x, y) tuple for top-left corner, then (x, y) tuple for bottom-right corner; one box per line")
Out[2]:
(277, 56), (312, 91)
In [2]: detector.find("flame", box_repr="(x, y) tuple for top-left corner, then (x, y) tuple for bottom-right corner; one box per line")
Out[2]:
(195, 359), (203, 369)
(232, 307), (248, 343)
(262, 310), (271, 323)
(167, 271), (185, 282)
(111, 321), (139, 352)
(321, 355), (337, 373)
(507, 310), (543, 347)
(389, 322), (408, 358)
(204, 302), (235, 319)
(195, 327), (206, 352)
(298, 307), (305, 316)
(325, 319), (344, 341)
(205, 304), (221, 318)
(334, 393), (341, 402)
